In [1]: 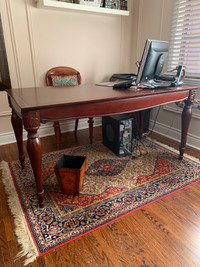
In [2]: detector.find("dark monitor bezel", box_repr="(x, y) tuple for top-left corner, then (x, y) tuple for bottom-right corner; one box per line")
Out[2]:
(136, 39), (169, 85)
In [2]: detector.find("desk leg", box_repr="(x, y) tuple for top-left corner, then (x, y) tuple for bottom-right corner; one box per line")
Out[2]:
(139, 110), (145, 139)
(179, 90), (195, 160)
(23, 111), (44, 208)
(11, 110), (25, 168)
(88, 117), (94, 144)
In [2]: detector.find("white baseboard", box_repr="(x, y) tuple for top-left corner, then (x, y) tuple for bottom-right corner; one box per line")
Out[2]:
(0, 117), (102, 146)
(149, 119), (200, 150)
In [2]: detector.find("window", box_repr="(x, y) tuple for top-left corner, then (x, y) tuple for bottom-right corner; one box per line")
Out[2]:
(167, 0), (200, 79)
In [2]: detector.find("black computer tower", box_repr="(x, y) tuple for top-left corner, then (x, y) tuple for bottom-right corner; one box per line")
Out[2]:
(102, 115), (134, 157)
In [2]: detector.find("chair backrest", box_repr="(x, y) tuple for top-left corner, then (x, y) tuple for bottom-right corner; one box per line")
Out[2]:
(45, 66), (82, 87)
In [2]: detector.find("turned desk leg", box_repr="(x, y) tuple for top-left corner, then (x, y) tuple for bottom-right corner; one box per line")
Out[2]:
(53, 121), (61, 150)
(88, 117), (94, 144)
(11, 111), (25, 169)
(23, 111), (44, 208)
(139, 110), (145, 139)
(179, 90), (195, 160)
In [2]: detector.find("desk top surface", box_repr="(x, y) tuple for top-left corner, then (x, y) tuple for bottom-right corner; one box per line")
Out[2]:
(6, 84), (199, 111)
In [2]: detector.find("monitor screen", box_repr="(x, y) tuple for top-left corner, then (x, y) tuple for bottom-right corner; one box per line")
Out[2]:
(136, 39), (169, 85)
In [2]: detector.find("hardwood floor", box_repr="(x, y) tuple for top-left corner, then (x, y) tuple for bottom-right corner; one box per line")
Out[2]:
(0, 126), (200, 267)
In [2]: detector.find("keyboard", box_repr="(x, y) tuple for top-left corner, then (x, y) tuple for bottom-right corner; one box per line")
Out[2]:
(96, 80), (130, 87)
(141, 79), (176, 89)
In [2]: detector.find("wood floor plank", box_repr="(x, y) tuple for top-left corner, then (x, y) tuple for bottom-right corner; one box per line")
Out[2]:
(98, 220), (155, 267)
(120, 211), (199, 267)
(0, 217), (12, 266)
(0, 174), (16, 243)
(8, 240), (22, 267)
(144, 196), (200, 258)
(120, 213), (175, 266)
(64, 238), (98, 266)
(83, 230), (122, 267)
(39, 253), (58, 267)
(48, 247), (72, 267)
(141, 205), (200, 266)
(0, 245), (5, 267)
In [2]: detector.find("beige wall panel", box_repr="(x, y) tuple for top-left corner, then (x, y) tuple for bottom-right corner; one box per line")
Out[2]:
(130, 0), (140, 73)
(0, 91), (10, 112)
(120, 1), (134, 72)
(0, 116), (13, 134)
(31, 8), (122, 85)
(139, 0), (163, 50)
(4, 0), (35, 88)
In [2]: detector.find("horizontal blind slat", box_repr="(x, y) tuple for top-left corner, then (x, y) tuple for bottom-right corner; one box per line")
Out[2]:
(167, 0), (200, 76)
(171, 23), (200, 31)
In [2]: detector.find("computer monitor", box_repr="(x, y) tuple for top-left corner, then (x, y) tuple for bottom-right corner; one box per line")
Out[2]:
(136, 39), (169, 85)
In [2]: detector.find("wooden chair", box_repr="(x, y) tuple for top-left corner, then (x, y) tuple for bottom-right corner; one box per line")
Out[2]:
(45, 66), (93, 148)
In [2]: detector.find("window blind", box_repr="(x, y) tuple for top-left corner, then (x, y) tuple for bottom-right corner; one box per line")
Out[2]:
(167, 0), (200, 78)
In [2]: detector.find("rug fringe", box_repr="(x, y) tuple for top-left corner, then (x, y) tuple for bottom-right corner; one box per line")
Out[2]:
(147, 138), (200, 163)
(0, 161), (38, 266)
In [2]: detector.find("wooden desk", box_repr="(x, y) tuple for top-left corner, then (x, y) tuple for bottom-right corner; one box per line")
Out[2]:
(6, 84), (199, 208)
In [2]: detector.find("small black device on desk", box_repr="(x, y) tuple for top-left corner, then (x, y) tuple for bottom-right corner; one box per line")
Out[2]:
(113, 81), (133, 89)
(110, 73), (137, 89)
(110, 73), (137, 82)
(96, 73), (136, 88)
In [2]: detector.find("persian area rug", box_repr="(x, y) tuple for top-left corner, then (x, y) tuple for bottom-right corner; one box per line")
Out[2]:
(1, 139), (200, 265)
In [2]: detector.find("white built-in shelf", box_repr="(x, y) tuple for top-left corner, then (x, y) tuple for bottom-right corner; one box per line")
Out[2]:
(34, 0), (129, 16)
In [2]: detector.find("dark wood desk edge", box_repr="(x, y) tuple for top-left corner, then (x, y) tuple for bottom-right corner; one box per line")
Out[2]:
(6, 86), (198, 208)
(39, 90), (191, 122)
(5, 85), (199, 111)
